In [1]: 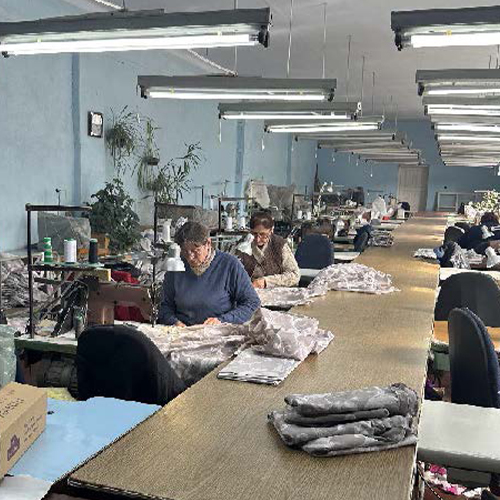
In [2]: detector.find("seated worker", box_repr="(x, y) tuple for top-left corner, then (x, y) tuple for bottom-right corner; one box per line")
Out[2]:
(158, 221), (260, 326)
(236, 211), (300, 289)
(459, 212), (500, 250)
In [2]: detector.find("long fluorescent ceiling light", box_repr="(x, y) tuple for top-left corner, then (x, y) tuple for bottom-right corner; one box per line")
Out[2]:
(416, 69), (500, 97)
(218, 101), (360, 120)
(265, 117), (383, 134)
(435, 123), (500, 133)
(424, 97), (500, 117)
(392, 6), (500, 50)
(139, 75), (336, 101)
(429, 114), (500, 125)
(0, 8), (271, 56)
(438, 134), (500, 143)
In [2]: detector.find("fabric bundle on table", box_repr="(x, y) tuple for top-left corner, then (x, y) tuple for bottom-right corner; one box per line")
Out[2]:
(258, 263), (399, 308)
(371, 230), (394, 247)
(268, 383), (418, 457)
(217, 309), (334, 385)
(414, 248), (438, 260)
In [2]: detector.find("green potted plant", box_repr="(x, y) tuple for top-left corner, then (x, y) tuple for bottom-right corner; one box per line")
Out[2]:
(88, 178), (141, 253)
(139, 142), (203, 204)
(105, 106), (141, 175)
(137, 118), (161, 190)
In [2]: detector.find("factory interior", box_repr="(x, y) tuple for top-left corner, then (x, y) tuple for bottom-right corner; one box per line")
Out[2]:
(3, 1), (500, 499)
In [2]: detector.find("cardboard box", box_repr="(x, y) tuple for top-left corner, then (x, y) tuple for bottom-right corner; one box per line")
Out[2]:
(0, 382), (47, 478)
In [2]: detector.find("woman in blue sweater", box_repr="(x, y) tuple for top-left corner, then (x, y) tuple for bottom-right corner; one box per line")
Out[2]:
(158, 221), (261, 327)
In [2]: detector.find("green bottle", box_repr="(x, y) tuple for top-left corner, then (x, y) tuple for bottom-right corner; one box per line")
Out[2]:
(43, 237), (53, 263)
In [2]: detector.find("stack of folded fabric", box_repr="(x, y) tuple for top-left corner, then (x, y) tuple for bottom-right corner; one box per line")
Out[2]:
(268, 383), (418, 457)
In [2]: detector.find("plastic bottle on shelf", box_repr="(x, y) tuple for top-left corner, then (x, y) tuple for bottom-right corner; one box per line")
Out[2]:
(43, 237), (53, 263)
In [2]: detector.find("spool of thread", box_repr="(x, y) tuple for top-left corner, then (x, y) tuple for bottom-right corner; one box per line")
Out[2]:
(305, 211), (312, 221)
(64, 238), (77, 263)
(209, 197), (214, 210)
(226, 216), (233, 231)
(296, 210), (303, 220)
(89, 238), (99, 264)
(162, 220), (172, 242)
(239, 216), (246, 229)
(43, 237), (53, 263)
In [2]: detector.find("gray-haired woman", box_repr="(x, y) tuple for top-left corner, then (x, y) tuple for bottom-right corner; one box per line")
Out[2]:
(158, 221), (261, 326)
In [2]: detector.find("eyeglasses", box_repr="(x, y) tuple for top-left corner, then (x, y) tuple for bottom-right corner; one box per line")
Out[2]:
(181, 242), (208, 257)
(251, 230), (272, 239)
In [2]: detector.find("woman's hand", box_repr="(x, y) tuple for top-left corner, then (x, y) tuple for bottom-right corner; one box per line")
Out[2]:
(252, 278), (266, 289)
(203, 317), (221, 326)
(175, 321), (187, 327)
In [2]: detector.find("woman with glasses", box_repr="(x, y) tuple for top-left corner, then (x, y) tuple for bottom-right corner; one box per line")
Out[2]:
(236, 211), (300, 289)
(158, 221), (260, 327)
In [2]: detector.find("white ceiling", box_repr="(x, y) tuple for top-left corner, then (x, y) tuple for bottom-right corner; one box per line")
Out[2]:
(60, 0), (500, 119)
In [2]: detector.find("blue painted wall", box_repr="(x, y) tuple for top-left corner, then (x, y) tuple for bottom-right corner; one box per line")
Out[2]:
(0, 1), (316, 251)
(319, 120), (500, 210)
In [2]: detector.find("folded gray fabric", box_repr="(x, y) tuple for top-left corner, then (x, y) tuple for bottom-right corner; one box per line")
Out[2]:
(268, 412), (412, 447)
(283, 407), (390, 427)
(302, 432), (418, 458)
(285, 383), (418, 417)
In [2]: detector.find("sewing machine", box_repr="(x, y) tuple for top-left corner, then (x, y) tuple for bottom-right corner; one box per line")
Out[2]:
(86, 278), (153, 326)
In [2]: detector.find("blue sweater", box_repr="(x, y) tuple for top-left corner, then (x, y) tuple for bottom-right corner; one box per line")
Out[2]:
(158, 251), (261, 326)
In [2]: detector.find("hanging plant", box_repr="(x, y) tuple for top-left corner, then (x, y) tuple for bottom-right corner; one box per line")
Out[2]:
(137, 118), (161, 190)
(139, 142), (203, 204)
(105, 106), (141, 176)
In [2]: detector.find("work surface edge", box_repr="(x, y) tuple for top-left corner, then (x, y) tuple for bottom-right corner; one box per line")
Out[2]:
(69, 214), (446, 500)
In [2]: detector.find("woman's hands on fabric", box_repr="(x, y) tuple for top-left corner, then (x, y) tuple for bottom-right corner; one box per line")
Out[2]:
(252, 278), (266, 289)
(203, 317), (221, 325)
(175, 321), (187, 327)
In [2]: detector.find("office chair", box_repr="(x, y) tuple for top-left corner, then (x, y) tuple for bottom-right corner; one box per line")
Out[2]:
(353, 230), (371, 253)
(434, 272), (500, 326)
(295, 234), (334, 270)
(444, 226), (465, 245)
(448, 307), (500, 408)
(77, 324), (181, 405)
(455, 222), (471, 232)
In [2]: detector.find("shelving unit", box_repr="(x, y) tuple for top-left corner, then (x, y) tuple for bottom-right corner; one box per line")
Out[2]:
(25, 204), (92, 337)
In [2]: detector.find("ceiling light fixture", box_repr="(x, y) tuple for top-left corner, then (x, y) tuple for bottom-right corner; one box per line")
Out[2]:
(0, 8), (271, 56)
(392, 6), (500, 50)
(416, 69), (500, 97)
(438, 134), (500, 143)
(435, 123), (500, 133)
(218, 101), (360, 120)
(139, 75), (336, 101)
(265, 116), (383, 134)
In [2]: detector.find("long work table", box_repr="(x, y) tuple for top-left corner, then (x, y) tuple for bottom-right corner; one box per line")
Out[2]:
(66, 214), (447, 500)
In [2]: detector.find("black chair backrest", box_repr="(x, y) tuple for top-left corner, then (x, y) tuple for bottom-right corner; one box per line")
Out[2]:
(455, 222), (471, 232)
(444, 226), (465, 245)
(353, 231), (370, 253)
(435, 272), (500, 325)
(448, 307), (500, 408)
(295, 234), (334, 270)
(77, 324), (180, 405)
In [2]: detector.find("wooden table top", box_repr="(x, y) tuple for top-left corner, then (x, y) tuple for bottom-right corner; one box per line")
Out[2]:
(434, 320), (500, 351)
(68, 214), (446, 500)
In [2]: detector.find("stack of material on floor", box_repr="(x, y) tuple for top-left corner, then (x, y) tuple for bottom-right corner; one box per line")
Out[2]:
(371, 230), (394, 247)
(258, 263), (399, 308)
(0, 254), (48, 308)
(268, 383), (418, 457)
(217, 309), (334, 385)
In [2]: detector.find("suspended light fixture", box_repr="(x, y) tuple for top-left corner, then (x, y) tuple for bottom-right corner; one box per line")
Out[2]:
(218, 101), (360, 120)
(416, 69), (500, 97)
(265, 116), (383, 134)
(392, 5), (500, 50)
(437, 133), (500, 143)
(434, 123), (500, 133)
(138, 75), (336, 101)
(0, 8), (271, 56)
(424, 97), (500, 117)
